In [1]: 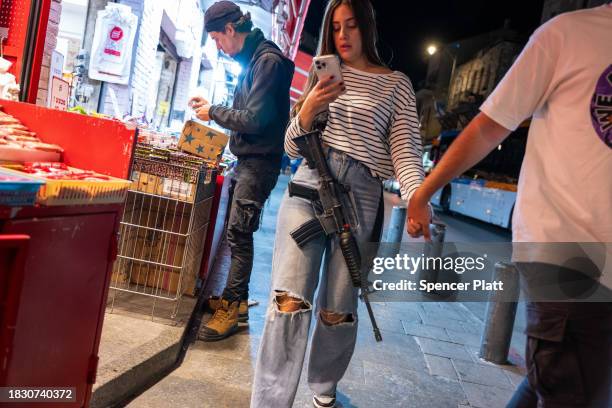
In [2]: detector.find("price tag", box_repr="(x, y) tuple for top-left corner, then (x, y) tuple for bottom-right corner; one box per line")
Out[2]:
(50, 76), (70, 111)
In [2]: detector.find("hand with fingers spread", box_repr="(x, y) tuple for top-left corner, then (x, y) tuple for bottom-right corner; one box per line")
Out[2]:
(407, 190), (432, 241)
(298, 75), (346, 130)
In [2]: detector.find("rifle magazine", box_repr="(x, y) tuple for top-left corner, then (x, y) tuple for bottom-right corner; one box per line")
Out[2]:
(290, 218), (325, 248)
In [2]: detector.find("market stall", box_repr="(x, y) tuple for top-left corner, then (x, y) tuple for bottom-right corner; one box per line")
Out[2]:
(0, 0), (310, 405)
(0, 105), (232, 408)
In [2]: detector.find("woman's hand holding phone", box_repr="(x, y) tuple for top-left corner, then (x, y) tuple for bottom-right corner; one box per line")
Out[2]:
(298, 75), (346, 130)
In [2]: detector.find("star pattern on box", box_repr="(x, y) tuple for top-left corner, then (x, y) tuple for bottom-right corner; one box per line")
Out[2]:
(184, 133), (195, 144)
(196, 145), (204, 153)
(206, 131), (216, 140)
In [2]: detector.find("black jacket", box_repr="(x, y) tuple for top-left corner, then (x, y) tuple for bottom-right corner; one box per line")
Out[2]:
(209, 29), (295, 159)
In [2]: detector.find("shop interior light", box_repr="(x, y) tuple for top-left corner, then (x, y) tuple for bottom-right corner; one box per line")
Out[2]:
(427, 45), (438, 56)
(214, 66), (225, 81)
(231, 62), (242, 76)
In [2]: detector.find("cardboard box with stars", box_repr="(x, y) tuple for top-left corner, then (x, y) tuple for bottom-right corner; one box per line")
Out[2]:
(178, 120), (229, 162)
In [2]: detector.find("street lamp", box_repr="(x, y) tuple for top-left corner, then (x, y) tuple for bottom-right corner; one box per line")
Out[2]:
(426, 43), (458, 105)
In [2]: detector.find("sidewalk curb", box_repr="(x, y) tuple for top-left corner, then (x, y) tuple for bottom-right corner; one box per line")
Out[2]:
(91, 328), (182, 408)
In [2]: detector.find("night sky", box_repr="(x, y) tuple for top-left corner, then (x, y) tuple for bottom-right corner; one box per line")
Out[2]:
(302, 0), (545, 87)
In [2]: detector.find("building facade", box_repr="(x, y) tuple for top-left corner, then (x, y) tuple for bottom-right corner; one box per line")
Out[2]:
(419, 0), (609, 143)
(419, 25), (525, 142)
(448, 40), (522, 108)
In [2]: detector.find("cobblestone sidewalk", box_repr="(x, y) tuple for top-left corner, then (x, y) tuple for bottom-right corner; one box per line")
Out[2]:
(129, 175), (526, 408)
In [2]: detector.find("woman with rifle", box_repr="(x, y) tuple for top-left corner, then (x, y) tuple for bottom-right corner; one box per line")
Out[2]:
(251, 1), (425, 407)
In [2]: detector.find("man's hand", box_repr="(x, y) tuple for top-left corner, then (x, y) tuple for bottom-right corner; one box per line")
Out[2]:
(195, 105), (212, 122)
(407, 190), (431, 241)
(188, 96), (209, 110)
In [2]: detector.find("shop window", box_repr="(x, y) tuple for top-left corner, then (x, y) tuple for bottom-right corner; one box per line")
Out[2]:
(150, 30), (180, 130)
(152, 51), (179, 129)
(49, 0), (89, 109)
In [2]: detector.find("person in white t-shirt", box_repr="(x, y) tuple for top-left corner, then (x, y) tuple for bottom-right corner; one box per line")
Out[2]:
(408, 4), (611, 407)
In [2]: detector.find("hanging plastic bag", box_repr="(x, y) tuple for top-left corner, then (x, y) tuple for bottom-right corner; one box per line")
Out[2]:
(89, 4), (138, 84)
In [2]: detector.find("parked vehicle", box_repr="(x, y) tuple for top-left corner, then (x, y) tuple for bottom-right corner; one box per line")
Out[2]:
(429, 124), (528, 229)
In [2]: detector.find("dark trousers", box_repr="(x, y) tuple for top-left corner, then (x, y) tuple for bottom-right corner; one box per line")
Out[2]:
(507, 298), (611, 407)
(221, 157), (279, 303)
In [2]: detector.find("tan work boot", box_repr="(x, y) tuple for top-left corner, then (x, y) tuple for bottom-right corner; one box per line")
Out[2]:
(199, 299), (239, 342)
(206, 295), (248, 322)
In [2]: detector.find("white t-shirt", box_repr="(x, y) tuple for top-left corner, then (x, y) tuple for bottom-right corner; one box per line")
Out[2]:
(480, 5), (612, 246)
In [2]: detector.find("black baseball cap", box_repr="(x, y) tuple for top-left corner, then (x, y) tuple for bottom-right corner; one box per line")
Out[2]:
(204, 1), (244, 33)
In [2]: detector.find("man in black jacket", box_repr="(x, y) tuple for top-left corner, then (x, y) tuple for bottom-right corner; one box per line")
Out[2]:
(189, 1), (294, 341)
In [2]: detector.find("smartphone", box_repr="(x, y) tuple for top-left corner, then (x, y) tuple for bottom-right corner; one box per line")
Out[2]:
(313, 55), (343, 83)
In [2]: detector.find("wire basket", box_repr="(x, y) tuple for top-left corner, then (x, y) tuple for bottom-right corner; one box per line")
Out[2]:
(110, 153), (217, 319)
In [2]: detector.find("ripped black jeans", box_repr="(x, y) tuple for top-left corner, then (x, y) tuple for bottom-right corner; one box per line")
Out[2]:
(222, 156), (280, 303)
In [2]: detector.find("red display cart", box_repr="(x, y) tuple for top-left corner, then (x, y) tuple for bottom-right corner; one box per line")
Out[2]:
(0, 100), (136, 408)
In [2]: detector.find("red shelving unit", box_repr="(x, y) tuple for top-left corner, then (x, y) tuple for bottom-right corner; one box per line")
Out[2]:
(0, 100), (136, 408)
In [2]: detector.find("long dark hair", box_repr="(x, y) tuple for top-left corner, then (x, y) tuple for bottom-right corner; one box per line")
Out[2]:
(293, 0), (385, 115)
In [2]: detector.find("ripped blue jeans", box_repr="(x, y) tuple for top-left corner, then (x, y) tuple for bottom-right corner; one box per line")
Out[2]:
(251, 148), (382, 408)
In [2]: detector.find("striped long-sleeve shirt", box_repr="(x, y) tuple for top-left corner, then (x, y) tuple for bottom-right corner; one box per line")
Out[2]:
(285, 64), (424, 200)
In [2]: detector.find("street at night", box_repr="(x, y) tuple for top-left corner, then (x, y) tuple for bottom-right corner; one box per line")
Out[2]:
(126, 176), (527, 408)
(1, 0), (610, 407)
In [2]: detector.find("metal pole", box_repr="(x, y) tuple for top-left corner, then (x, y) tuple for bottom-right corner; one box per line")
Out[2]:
(418, 222), (446, 287)
(479, 262), (520, 364)
(386, 205), (406, 243)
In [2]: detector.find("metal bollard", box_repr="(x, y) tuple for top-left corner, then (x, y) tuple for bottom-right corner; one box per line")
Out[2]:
(418, 222), (447, 286)
(386, 205), (407, 242)
(479, 262), (520, 364)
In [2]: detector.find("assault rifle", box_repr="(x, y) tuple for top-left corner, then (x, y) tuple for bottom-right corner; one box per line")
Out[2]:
(288, 131), (382, 342)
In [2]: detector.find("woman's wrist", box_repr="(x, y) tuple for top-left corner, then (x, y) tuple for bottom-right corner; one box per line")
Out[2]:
(298, 106), (314, 131)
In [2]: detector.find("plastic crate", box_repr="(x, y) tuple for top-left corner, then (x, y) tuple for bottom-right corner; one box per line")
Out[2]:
(0, 168), (45, 206)
(1, 166), (131, 206)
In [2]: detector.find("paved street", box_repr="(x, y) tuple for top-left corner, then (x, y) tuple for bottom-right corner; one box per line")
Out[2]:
(129, 174), (526, 408)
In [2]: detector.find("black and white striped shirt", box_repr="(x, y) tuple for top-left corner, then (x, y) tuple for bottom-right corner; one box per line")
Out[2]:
(285, 64), (424, 200)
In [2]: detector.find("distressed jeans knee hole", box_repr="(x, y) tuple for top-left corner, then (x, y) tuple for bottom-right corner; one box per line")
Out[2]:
(320, 310), (355, 326)
(273, 291), (311, 313)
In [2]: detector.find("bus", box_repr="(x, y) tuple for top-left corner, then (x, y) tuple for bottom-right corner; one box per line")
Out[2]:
(428, 122), (529, 229)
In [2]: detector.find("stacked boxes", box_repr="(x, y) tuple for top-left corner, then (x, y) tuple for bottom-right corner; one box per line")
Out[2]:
(121, 197), (189, 294)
